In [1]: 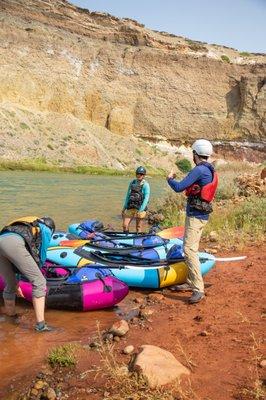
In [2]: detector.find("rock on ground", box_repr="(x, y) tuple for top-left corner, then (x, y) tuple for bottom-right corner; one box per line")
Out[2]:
(132, 344), (190, 388)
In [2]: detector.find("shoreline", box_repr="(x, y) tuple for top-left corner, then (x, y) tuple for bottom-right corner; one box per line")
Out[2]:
(0, 159), (166, 177)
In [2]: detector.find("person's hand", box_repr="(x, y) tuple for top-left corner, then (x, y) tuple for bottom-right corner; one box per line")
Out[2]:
(121, 208), (125, 217)
(167, 169), (176, 180)
(16, 286), (25, 298)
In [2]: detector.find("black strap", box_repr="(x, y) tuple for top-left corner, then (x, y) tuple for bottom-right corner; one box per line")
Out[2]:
(95, 272), (112, 292)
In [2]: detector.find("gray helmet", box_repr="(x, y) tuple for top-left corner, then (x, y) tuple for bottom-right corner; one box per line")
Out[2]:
(39, 216), (55, 232)
(136, 166), (146, 175)
(192, 139), (213, 157)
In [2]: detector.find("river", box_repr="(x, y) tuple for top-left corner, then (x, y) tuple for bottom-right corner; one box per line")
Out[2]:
(0, 171), (168, 395)
(0, 171), (167, 228)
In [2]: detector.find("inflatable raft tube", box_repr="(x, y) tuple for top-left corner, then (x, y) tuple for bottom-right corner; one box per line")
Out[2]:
(0, 267), (128, 311)
(46, 244), (216, 289)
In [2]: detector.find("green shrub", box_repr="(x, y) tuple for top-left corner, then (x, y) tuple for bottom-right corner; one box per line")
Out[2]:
(204, 196), (266, 246)
(185, 39), (207, 52)
(155, 192), (186, 228)
(20, 122), (29, 130)
(215, 182), (237, 201)
(239, 51), (250, 57)
(156, 190), (265, 248)
(175, 158), (192, 173)
(48, 344), (76, 368)
(221, 55), (230, 63)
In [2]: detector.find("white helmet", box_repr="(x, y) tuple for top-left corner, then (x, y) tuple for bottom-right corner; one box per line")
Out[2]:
(192, 139), (213, 157)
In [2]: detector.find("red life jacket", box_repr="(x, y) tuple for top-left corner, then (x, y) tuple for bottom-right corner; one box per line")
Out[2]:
(185, 170), (218, 202)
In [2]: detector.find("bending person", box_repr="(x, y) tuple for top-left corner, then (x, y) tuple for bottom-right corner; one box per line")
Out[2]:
(122, 166), (150, 233)
(167, 140), (218, 304)
(0, 216), (55, 332)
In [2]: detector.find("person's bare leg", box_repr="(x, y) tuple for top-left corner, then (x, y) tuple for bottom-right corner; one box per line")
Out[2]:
(136, 218), (144, 233)
(32, 296), (45, 323)
(4, 299), (16, 316)
(123, 216), (133, 232)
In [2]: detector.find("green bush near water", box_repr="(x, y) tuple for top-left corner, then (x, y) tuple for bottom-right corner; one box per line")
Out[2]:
(156, 192), (186, 228)
(48, 344), (76, 368)
(175, 158), (192, 173)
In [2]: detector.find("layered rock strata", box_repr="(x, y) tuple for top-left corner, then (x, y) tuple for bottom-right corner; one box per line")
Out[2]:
(0, 0), (265, 167)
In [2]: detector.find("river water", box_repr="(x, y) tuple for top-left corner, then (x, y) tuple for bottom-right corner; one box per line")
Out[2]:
(0, 171), (167, 228)
(0, 171), (168, 394)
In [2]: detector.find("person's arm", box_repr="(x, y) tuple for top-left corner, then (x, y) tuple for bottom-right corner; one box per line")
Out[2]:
(122, 182), (132, 210)
(139, 182), (150, 211)
(167, 167), (201, 193)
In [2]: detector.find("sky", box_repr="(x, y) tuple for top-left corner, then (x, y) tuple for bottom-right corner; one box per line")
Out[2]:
(70, 0), (266, 53)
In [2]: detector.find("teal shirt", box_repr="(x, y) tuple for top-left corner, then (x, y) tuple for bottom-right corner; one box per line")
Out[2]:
(123, 179), (150, 211)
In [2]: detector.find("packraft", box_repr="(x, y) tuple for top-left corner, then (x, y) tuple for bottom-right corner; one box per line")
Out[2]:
(0, 263), (128, 311)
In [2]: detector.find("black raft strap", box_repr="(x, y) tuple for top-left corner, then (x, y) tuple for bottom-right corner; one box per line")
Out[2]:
(95, 272), (112, 293)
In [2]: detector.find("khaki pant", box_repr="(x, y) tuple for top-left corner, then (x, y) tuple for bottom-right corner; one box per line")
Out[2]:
(0, 235), (46, 300)
(183, 216), (208, 293)
(123, 209), (147, 219)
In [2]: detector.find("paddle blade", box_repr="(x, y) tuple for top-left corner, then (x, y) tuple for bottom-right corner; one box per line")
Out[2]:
(158, 226), (185, 239)
(60, 239), (90, 247)
(60, 225), (185, 247)
(214, 256), (247, 262)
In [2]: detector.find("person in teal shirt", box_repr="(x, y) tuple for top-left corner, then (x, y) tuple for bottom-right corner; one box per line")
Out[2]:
(122, 166), (150, 233)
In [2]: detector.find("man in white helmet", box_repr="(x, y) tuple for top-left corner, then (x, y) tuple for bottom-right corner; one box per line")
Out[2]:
(167, 139), (218, 304)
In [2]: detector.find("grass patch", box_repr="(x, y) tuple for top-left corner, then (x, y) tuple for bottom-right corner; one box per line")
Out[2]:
(236, 332), (265, 399)
(239, 51), (251, 57)
(0, 158), (168, 176)
(20, 122), (30, 130)
(215, 181), (238, 201)
(72, 165), (127, 175)
(156, 189), (265, 248)
(48, 344), (76, 368)
(204, 196), (265, 246)
(0, 159), (127, 175)
(0, 157), (54, 172)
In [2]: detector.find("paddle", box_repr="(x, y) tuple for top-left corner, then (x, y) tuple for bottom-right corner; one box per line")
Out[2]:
(45, 253), (246, 272)
(72, 247), (247, 268)
(59, 226), (185, 247)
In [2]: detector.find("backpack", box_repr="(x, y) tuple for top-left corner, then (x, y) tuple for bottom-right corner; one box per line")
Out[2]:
(127, 180), (144, 209)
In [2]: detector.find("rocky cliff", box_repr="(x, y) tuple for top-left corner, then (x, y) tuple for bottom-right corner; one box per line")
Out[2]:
(0, 0), (265, 169)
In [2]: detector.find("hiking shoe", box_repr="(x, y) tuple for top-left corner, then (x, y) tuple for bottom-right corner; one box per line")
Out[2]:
(188, 291), (205, 304)
(6, 313), (21, 324)
(35, 322), (54, 332)
(170, 283), (192, 292)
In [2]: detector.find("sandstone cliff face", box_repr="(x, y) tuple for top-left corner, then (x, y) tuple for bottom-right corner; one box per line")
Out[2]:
(0, 0), (265, 168)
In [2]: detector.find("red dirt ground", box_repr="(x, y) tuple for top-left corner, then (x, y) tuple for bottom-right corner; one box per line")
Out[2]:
(3, 244), (266, 400)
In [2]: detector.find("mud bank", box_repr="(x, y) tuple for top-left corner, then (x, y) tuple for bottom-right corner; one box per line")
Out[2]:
(1, 244), (265, 400)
